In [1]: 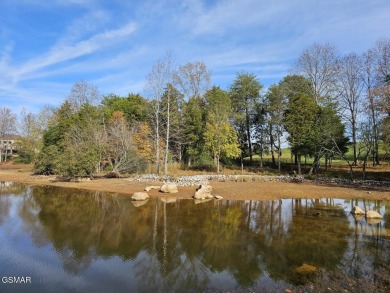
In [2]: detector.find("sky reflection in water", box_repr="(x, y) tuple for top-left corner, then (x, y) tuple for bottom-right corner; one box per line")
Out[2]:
(0, 182), (389, 292)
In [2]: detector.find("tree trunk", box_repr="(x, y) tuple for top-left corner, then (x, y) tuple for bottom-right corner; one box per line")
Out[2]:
(4, 144), (7, 162)
(269, 123), (275, 167)
(297, 155), (302, 175)
(325, 154), (328, 171)
(245, 103), (252, 165)
(277, 127), (281, 172)
(259, 147), (263, 168)
(164, 90), (170, 176)
(156, 107), (161, 175)
(352, 116), (358, 166)
(362, 159), (367, 179)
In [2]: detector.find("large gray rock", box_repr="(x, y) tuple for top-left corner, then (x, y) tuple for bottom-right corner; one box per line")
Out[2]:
(351, 206), (365, 215)
(193, 184), (213, 200)
(160, 183), (179, 193)
(366, 210), (383, 219)
(145, 186), (161, 192)
(131, 192), (149, 201)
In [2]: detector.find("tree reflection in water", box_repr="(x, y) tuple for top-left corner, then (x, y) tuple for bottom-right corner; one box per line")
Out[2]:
(0, 182), (389, 292)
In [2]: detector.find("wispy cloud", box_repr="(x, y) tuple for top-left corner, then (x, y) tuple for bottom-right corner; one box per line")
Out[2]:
(10, 21), (137, 81)
(1, 0), (389, 115)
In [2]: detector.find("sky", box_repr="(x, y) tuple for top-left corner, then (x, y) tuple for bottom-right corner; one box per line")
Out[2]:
(1, 0), (389, 114)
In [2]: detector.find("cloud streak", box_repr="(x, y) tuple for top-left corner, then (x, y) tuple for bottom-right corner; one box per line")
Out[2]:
(1, 0), (389, 115)
(11, 21), (137, 81)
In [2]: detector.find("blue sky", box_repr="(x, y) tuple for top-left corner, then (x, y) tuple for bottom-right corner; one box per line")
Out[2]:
(1, 0), (389, 114)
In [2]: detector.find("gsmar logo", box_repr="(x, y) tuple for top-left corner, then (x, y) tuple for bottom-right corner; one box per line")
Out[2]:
(2, 276), (32, 284)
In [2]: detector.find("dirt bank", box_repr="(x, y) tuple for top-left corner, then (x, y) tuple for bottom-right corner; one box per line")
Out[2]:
(1, 165), (389, 201)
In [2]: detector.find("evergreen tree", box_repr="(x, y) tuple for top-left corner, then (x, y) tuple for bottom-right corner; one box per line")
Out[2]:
(203, 87), (240, 172)
(230, 73), (263, 165)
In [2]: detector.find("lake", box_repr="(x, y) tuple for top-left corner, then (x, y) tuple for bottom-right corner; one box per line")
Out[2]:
(0, 182), (389, 292)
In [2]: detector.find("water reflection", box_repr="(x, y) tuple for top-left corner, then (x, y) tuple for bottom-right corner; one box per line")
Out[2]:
(0, 182), (389, 292)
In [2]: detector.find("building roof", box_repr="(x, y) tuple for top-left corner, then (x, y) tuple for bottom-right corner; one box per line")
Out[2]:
(1, 134), (22, 140)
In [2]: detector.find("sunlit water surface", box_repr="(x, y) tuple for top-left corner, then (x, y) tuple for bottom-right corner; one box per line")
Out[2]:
(0, 182), (389, 292)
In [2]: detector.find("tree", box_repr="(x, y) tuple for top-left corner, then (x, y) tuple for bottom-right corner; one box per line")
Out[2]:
(182, 96), (206, 166)
(308, 106), (349, 175)
(362, 49), (381, 165)
(336, 53), (364, 165)
(34, 102), (73, 174)
(284, 93), (318, 174)
(173, 61), (211, 100)
(173, 61), (211, 168)
(102, 111), (145, 174)
(374, 39), (390, 87)
(16, 109), (43, 163)
(253, 100), (268, 168)
(101, 93), (150, 124)
(373, 39), (390, 155)
(294, 43), (338, 105)
(230, 73), (263, 165)
(0, 108), (17, 162)
(160, 84), (184, 165)
(203, 87), (240, 172)
(133, 122), (154, 162)
(145, 54), (173, 175)
(264, 84), (288, 171)
(66, 80), (100, 112)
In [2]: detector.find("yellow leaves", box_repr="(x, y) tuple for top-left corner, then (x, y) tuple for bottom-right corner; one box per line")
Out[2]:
(204, 116), (240, 160)
(133, 122), (154, 161)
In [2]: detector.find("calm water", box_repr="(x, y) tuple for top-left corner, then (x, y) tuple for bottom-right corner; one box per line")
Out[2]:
(0, 182), (389, 293)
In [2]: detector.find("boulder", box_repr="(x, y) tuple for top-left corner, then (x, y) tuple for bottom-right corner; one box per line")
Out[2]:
(193, 184), (213, 200)
(131, 192), (149, 201)
(366, 210), (383, 219)
(351, 206), (365, 215)
(160, 183), (179, 193)
(145, 185), (161, 192)
(294, 263), (317, 274)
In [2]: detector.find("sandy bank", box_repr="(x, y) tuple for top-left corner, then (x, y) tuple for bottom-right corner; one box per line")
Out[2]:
(1, 167), (389, 201)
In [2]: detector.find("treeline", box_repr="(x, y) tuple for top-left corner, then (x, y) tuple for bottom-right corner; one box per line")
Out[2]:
(1, 39), (389, 178)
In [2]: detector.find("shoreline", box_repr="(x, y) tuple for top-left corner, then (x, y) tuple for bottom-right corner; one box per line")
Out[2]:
(0, 168), (389, 201)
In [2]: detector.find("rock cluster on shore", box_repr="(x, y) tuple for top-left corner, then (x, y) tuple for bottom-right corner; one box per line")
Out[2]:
(131, 182), (222, 205)
(125, 174), (390, 190)
(126, 174), (303, 186)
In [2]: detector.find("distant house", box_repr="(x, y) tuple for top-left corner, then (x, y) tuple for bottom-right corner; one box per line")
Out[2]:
(0, 134), (21, 157)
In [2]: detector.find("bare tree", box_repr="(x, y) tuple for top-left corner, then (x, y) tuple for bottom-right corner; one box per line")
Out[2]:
(173, 61), (211, 100)
(358, 121), (374, 179)
(336, 53), (364, 165)
(0, 108), (17, 162)
(102, 112), (136, 174)
(17, 109), (44, 163)
(66, 80), (100, 112)
(362, 49), (381, 165)
(374, 39), (390, 86)
(145, 54), (173, 175)
(294, 43), (338, 105)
